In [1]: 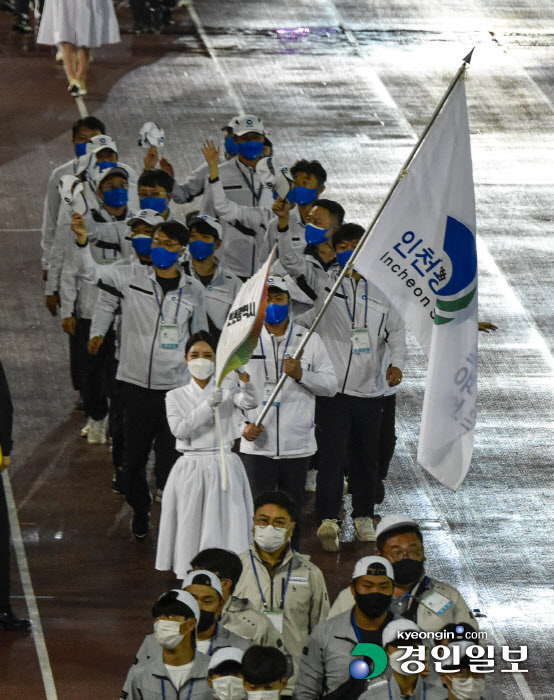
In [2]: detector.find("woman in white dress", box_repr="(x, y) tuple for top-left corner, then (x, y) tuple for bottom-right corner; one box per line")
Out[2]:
(37, 0), (120, 96)
(155, 331), (258, 581)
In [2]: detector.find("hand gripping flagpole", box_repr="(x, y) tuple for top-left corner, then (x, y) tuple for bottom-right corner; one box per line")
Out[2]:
(254, 49), (474, 428)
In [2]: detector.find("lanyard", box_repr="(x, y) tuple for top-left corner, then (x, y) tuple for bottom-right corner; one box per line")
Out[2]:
(236, 160), (263, 204)
(250, 551), (293, 610)
(341, 277), (368, 328)
(351, 609), (363, 642)
(161, 678), (195, 700)
(259, 323), (294, 381)
(152, 282), (183, 324)
(386, 680), (426, 700)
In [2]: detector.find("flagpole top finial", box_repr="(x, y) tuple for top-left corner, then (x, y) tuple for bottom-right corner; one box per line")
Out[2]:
(463, 47), (475, 65)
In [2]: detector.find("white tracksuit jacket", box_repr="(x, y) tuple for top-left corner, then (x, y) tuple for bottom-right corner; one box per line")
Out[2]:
(240, 323), (337, 458)
(74, 241), (208, 390)
(200, 159), (275, 278)
(277, 229), (406, 398)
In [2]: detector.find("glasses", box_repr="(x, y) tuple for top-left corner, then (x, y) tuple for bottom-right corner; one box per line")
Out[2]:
(151, 238), (182, 252)
(383, 546), (424, 562)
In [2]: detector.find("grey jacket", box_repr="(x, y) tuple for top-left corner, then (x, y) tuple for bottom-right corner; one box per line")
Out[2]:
(121, 652), (212, 700)
(359, 676), (446, 700)
(221, 594), (288, 650)
(75, 241), (208, 390)
(329, 576), (478, 634)
(292, 610), (398, 700)
(134, 623), (252, 665)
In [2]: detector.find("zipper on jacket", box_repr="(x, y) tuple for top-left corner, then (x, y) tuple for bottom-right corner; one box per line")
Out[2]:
(147, 280), (163, 389)
(272, 336), (280, 457)
(341, 279), (356, 394)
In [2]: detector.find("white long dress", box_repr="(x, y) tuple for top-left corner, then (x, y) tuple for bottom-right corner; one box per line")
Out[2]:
(37, 0), (120, 48)
(155, 374), (258, 580)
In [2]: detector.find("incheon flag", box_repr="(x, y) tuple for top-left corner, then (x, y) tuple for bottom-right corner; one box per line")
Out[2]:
(354, 78), (478, 490)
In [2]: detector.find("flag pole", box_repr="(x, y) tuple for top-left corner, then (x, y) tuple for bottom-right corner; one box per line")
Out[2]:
(254, 49), (474, 427)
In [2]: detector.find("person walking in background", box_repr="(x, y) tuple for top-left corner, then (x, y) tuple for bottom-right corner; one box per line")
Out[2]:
(37, 0), (120, 96)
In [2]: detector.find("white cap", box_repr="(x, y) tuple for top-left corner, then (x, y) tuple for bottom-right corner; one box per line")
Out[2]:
(229, 114), (264, 136)
(93, 165), (129, 190)
(267, 275), (288, 293)
(182, 569), (223, 597)
(375, 514), (419, 541)
(154, 589), (200, 621)
(188, 214), (223, 239)
(352, 555), (394, 581)
(139, 121), (166, 149)
(382, 619), (421, 647)
(128, 209), (165, 228)
(88, 134), (118, 155)
(208, 646), (245, 672)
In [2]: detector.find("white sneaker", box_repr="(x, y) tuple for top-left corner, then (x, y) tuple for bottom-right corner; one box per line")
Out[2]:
(305, 469), (317, 492)
(87, 419), (107, 445)
(354, 517), (377, 542)
(317, 519), (340, 552)
(155, 489), (163, 503)
(80, 417), (93, 437)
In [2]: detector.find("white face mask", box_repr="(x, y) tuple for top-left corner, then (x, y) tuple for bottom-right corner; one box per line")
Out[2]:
(254, 525), (288, 553)
(154, 619), (185, 650)
(450, 676), (486, 700)
(388, 649), (416, 676)
(211, 676), (246, 700)
(188, 358), (215, 380)
(246, 691), (281, 700)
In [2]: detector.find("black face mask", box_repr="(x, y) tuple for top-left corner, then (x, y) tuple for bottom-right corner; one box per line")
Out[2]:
(355, 592), (392, 619)
(393, 559), (425, 585)
(197, 610), (216, 633)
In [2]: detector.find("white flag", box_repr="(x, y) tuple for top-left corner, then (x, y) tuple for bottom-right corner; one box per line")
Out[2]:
(354, 78), (478, 490)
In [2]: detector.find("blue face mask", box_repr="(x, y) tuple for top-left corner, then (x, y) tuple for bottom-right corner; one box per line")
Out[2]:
(74, 142), (88, 158)
(305, 224), (331, 246)
(224, 135), (239, 156)
(140, 196), (167, 214)
(336, 249), (354, 269)
(265, 303), (289, 325)
(237, 140), (265, 160)
(131, 235), (152, 257)
(103, 187), (128, 208)
(289, 185), (318, 206)
(98, 160), (118, 172)
(150, 247), (179, 270)
(189, 239), (216, 261)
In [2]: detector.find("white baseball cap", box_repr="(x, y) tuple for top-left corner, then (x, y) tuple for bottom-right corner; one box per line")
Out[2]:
(230, 114), (264, 136)
(138, 121), (166, 149)
(88, 134), (118, 155)
(93, 165), (129, 190)
(188, 214), (223, 239)
(267, 275), (288, 293)
(382, 619), (421, 647)
(127, 209), (165, 228)
(352, 555), (394, 581)
(182, 569), (223, 597)
(375, 514), (419, 541)
(154, 589), (200, 621)
(208, 646), (245, 672)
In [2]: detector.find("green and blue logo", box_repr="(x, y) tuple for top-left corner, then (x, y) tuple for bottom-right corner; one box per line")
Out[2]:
(349, 643), (388, 679)
(434, 216), (477, 325)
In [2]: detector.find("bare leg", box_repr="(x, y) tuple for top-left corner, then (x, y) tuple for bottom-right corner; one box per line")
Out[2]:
(60, 41), (78, 83)
(76, 47), (90, 83)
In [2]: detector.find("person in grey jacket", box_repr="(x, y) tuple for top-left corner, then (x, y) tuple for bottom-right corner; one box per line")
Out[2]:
(71, 214), (208, 541)
(121, 590), (212, 700)
(329, 514), (478, 635)
(276, 220), (407, 550)
(133, 571), (252, 666)
(293, 556), (398, 700)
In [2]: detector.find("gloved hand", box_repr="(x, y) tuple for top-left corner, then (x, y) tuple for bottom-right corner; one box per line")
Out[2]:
(207, 387), (223, 409)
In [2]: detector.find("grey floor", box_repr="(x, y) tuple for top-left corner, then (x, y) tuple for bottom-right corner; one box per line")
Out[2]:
(1, 0), (553, 697)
